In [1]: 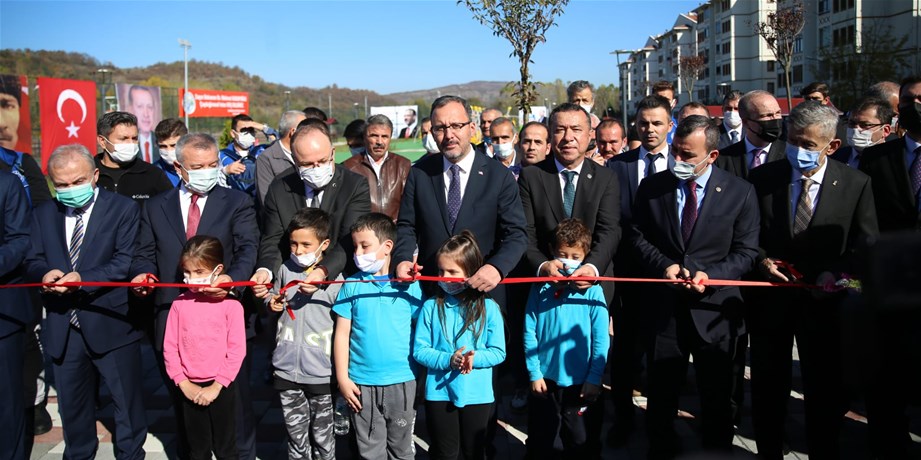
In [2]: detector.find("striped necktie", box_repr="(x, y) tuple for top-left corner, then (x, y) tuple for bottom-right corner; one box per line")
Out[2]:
(68, 208), (85, 328)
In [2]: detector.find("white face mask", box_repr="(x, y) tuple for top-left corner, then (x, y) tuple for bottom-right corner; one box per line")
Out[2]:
(235, 131), (255, 149)
(106, 139), (139, 163)
(181, 165), (220, 194)
(724, 110), (742, 129)
(290, 247), (322, 268)
(579, 103), (594, 114)
(557, 257), (582, 276)
(423, 133), (440, 154)
(354, 252), (386, 274)
(492, 142), (515, 159)
(299, 162), (334, 190)
(184, 266), (219, 293)
(846, 126), (882, 152)
(159, 149), (176, 165)
(669, 155), (708, 181)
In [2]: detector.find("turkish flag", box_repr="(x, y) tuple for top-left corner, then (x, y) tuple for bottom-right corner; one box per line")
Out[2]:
(38, 77), (97, 173)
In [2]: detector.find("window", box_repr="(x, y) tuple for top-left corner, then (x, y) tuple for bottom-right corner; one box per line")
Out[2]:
(698, 28), (708, 42)
(721, 0), (730, 11)
(767, 82), (775, 94)
(721, 20), (731, 34)
(721, 42), (731, 55)
(833, 0), (855, 13)
(793, 65), (803, 83)
(819, 27), (830, 47)
(818, 0), (829, 14)
(793, 37), (802, 53)
(659, 55), (664, 63)
(722, 63), (731, 76)
(833, 25), (856, 47)
(767, 60), (775, 72)
(716, 65), (722, 76)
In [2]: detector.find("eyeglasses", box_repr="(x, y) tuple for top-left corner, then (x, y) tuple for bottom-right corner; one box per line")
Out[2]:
(846, 121), (885, 130)
(431, 122), (471, 134)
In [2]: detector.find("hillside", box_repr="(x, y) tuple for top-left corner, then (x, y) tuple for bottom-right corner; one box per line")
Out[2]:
(384, 81), (509, 106)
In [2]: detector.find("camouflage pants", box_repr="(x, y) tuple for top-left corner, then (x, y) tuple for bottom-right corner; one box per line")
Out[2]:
(279, 390), (335, 460)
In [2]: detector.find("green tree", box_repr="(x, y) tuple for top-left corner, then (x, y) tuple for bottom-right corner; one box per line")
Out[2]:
(756, 1), (805, 111)
(460, 0), (569, 118)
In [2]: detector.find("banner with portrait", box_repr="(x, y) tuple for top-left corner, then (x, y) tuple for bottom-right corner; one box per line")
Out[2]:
(0, 74), (32, 154)
(370, 105), (419, 139)
(116, 84), (162, 161)
(178, 88), (249, 118)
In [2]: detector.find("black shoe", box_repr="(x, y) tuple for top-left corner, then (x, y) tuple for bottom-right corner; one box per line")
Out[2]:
(34, 404), (52, 436)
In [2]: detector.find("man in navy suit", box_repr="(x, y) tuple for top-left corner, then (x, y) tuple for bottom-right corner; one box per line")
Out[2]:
(24, 144), (147, 460)
(630, 116), (759, 459)
(0, 170), (33, 460)
(130, 133), (259, 459)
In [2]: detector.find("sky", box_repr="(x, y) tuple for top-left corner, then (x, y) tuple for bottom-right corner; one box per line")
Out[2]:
(0, 0), (702, 95)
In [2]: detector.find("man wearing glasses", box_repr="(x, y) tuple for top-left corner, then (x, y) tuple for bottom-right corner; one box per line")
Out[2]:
(831, 97), (894, 168)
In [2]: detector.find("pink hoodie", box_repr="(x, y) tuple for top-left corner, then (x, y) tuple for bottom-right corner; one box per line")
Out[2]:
(163, 292), (246, 387)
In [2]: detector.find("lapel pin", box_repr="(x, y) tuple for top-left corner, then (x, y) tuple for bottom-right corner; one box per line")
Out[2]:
(715, 186), (722, 192)
(587, 173), (593, 179)
(833, 180), (838, 186)
(478, 171), (484, 175)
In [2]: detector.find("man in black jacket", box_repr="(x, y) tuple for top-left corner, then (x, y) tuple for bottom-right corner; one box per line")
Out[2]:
(94, 111), (173, 203)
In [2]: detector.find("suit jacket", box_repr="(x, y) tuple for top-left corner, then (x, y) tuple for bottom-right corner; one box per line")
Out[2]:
(606, 149), (642, 224)
(829, 145), (857, 166)
(518, 157), (620, 302)
(751, 159), (878, 280)
(0, 171), (32, 338)
(132, 185), (259, 346)
(24, 189), (142, 358)
(859, 137), (921, 232)
(394, 151), (528, 279)
(398, 125), (418, 139)
(716, 138), (786, 180)
(255, 140), (295, 207)
(259, 166), (371, 278)
(629, 167), (760, 351)
(717, 123), (742, 150)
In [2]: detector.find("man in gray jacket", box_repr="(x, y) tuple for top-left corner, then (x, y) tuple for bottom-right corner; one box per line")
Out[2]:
(256, 110), (307, 206)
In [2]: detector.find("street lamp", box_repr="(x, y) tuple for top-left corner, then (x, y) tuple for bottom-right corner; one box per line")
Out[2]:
(178, 38), (191, 126)
(95, 68), (112, 114)
(353, 102), (359, 120)
(284, 91), (291, 111)
(612, 49), (633, 129)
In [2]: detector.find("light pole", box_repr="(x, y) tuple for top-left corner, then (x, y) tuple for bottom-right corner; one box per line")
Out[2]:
(353, 102), (359, 120)
(178, 38), (191, 126)
(284, 91), (291, 111)
(95, 68), (112, 114)
(612, 49), (632, 129)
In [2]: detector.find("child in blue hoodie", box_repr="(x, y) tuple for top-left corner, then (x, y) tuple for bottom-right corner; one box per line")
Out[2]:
(413, 230), (506, 459)
(523, 218), (610, 458)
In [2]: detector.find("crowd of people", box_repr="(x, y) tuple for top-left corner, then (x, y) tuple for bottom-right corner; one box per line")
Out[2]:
(0, 74), (920, 460)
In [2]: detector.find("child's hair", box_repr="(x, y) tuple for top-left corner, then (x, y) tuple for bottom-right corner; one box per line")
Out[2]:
(350, 212), (396, 243)
(181, 235), (224, 272)
(435, 230), (487, 345)
(286, 208), (331, 241)
(552, 218), (591, 254)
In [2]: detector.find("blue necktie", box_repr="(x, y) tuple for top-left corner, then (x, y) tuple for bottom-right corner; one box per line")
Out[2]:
(562, 170), (576, 218)
(447, 164), (462, 229)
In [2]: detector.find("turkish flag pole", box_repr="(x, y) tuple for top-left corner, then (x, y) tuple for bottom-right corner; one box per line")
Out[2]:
(38, 77), (97, 173)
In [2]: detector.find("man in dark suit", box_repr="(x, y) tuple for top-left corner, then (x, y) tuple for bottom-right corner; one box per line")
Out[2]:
(830, 97), (893, 169)
(517, 102), (620, 456)
(398, 108), (418, 139)
(24, 144), (147, 460)
(605, 94), (673, 441)
(630, 115), (760, 459)
(130, 133), (259, 459)
(717, 91), (743, 150)
(858, 76), (921, 458)
(0, 170), (33, 460)
(393, 95), (527, 298)
(473, 108), (502, 158)
(716, 90), (786, 180)
(749, 102), (878, 459)
(251, 119), (371, 293)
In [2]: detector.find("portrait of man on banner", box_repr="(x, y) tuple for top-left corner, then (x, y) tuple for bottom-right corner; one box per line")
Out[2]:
(116, 83), (162, 163)
(0, 74), (32, 154)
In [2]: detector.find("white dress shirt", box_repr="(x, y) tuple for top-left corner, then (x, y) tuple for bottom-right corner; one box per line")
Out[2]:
(790, 159), (828, 221)
(65, 188), (100, 250)
(443, 147), (476, 201)
(637, 144), (670, 183)
(554, 157), (585, 200)
(179, 184), (210, 232)
(369, 152), (389, 179)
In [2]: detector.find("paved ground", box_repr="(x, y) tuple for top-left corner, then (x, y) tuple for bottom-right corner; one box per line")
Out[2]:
(28, 334), (921, 459)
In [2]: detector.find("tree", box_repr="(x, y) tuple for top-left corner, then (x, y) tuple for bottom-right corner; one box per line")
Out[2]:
(679, 55), (707, 102)
(813, 22), (912, 110)
(755, 0), (805, 111)
(460, 0), (569, 118)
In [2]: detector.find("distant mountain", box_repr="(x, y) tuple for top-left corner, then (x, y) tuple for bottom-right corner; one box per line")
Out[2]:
(384, 81), (509, 107)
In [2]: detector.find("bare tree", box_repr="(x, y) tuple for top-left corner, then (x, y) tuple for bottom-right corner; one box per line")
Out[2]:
(679, 55), (707, 102)
(460, 0), (569, 118)
(755, 0), (805, 110)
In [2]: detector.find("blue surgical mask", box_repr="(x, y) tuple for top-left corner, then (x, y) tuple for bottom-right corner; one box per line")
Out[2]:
(439, 281), (466, 296)
(669, 156), (707, 181)
(349, 146), (365, 156)
(558, 257), (582, 276)
(785, 143), (827, 171)
(55, 183), (94, 209)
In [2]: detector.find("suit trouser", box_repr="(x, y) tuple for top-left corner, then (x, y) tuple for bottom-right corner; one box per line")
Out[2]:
(749, 298), (846, 460)
(54, 327), (147, 460)
(609, 283), (646, 427)
(525, 380), (604, 459)
(0, 329), (28, 460)
(645, 332), (736, 460)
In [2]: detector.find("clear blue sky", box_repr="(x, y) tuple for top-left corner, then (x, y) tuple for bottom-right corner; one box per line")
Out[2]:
(1, 0), (701, 94)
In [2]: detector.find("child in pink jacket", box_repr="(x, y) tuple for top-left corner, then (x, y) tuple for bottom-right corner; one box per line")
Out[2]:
(163, 235), (246, 460)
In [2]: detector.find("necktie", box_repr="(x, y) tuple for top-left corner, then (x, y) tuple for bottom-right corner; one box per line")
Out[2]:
(793, 178), (814, 236)
(186, 193), (200, 240)
(645, 152), (662, 178)
(309, 188), (322, 209)
(751, 149), (764, 169)
(681, 180), (698, 243)
(447, 164), (462, 229)
(562, 170), (576, 218)
(68, 208), (85, 328)
(144, 141), (151, 163)
(910, 147), (921, 202)
(730, 130), (740, 144)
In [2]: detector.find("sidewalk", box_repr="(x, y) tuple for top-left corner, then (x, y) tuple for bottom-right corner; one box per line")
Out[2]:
(29, 336), (921, 459)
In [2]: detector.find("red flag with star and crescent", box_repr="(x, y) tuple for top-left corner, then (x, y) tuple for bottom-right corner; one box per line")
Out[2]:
(38, 77), (97, 173)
